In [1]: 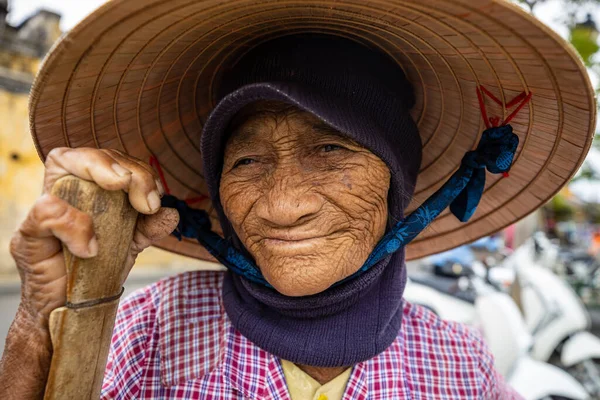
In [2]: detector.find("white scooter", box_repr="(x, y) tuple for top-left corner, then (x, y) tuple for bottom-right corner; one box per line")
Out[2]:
(405, 266), (590, 399)
(503, 234), (600, 396)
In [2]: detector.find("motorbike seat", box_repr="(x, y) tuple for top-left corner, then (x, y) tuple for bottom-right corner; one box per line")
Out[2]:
(410, 274), (477, 304)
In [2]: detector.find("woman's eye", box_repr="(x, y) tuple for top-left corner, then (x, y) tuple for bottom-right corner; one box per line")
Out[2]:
(321, 144), (344, 153)
(233, 158), (256, 168)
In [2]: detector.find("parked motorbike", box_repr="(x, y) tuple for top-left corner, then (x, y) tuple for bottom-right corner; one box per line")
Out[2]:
(405, 264), (589, 400)
(503, 234), (600, 397)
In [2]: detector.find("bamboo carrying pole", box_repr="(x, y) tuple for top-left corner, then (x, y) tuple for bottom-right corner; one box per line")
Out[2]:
(43, 176), (138, 400)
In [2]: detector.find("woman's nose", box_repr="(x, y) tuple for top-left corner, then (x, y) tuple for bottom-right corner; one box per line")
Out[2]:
(255, 168), (324, 227)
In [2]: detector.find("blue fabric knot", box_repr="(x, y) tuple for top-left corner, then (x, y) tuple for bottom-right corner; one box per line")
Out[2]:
(460, 125), (517, 173)
(360, 124), (519, 272)
(161, 195), (212, 241)
(161, 195), (271, 287)
(450, 125), (518, 222)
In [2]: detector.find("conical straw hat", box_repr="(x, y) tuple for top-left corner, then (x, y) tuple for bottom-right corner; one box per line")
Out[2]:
(29, 0), (596, 261)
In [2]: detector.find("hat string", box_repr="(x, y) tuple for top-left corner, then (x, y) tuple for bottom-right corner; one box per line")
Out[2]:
(152, 86), (529, 288)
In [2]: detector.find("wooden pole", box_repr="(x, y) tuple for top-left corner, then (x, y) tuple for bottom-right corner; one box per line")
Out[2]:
(43, 176), (138, 400)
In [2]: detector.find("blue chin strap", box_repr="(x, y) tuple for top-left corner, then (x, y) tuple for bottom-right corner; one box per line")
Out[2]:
(161, 124), (519, 289)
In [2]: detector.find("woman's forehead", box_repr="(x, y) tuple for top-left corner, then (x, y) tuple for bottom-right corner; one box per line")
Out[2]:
(225, 105), (356, 147)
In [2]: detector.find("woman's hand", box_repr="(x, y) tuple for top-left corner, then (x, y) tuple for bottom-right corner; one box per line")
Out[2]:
(0, 147), (179, 399)
(11, 147), (179, 328)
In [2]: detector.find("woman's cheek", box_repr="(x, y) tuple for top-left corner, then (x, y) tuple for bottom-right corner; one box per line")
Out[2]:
(328, 169), (388, 211)
(321, 165), (389, 240)
(220, 179), (262, 230)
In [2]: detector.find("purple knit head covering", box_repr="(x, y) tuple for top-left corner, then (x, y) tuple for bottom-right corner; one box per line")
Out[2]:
(201, 34), (422, 367)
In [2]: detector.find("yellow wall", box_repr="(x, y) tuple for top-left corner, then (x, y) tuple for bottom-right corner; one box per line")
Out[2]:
(0, 52), (213, 278)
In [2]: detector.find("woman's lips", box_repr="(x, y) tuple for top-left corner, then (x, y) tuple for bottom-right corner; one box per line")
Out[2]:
(261, 235), (329, 253)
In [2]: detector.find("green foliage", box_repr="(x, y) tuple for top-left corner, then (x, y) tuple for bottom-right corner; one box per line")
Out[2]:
(547, 194), (575, 221)
(570, 22), (600, 66)
(514, 0), (600, 67)
(584, 203), (600, 223)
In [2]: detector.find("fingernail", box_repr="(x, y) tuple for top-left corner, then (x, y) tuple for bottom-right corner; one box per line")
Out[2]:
(155, 179), (165, 196)
(147, 190), (161, 212)
(88, 237), (99, 256)
(111, 163), (131, 177)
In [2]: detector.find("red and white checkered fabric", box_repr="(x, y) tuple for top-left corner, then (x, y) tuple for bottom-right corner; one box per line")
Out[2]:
(101, 271), (523, 399)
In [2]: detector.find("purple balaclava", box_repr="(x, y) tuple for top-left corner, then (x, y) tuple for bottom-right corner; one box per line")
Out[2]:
(201, 34), (422, 367)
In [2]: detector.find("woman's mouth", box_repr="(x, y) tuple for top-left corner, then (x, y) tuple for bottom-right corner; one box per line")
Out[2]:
(260, 235), (331, 253)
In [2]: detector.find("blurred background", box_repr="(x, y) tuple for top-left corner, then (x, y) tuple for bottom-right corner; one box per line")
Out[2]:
(1, 0), (600, 398)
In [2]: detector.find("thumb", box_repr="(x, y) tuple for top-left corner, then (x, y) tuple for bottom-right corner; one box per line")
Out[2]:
(131, 207), (179, 255)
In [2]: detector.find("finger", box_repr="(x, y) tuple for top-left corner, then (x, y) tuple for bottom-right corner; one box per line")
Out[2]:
(17, 194), (97, 260)
(43, 147), (133, 194)
(107, 150), (166, 196)
(44, 147), (161, 215)
(131, 207), (179, 255)
(101, 150), (164, 215)
(109, 149), (158, 177)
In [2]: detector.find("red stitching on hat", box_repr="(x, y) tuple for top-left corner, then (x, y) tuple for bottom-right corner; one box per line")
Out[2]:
(476, 86), (533, 129)
(184, 196), (208, 205)
(149, 155), (171, 194)
(149, 156), (209, 205)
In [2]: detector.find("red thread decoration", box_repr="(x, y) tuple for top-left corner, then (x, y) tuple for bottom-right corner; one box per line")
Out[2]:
(185, 196), (208, 205)
(149, 156), (171, 195)
(476, 86), (532, 129)
(149, 156), (209, 205)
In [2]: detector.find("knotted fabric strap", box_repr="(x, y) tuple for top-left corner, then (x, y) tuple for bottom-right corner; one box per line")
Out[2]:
(161, 195), (269, 286)
(159, 124), (518, 288)
(359, 124), (518, 275)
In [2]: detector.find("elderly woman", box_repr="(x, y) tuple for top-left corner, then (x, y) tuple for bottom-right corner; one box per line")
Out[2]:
(0, 1), (595, 399)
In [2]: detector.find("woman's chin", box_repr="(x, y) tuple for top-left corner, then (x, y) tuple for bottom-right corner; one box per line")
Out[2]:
(261, 262), (345, 297)
(267, 280), (331, 297)
(269, 280), (333, 297)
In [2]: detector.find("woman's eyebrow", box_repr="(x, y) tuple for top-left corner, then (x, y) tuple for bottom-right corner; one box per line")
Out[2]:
(311, 121), (360, 145)
(311, 121), (344, 137)
(227, 124), (264, 148)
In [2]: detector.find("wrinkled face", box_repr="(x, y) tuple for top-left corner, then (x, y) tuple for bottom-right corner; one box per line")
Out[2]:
(219, 102), (391, 296)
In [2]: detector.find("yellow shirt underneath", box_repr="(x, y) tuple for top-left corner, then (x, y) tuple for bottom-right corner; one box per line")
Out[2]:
(280, 360), (353, 400)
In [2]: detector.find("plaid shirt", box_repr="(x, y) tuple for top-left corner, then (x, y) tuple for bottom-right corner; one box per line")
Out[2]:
(101, 271), (523, 399)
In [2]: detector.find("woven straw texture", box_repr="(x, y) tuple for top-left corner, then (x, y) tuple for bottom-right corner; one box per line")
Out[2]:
(29, 0), (596, 261)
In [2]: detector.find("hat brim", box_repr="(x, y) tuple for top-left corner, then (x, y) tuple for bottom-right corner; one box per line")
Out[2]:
(29, 0), (596, 261)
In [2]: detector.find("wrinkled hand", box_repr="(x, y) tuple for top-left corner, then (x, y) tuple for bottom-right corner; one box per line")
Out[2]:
(9, 148), (179, 331)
